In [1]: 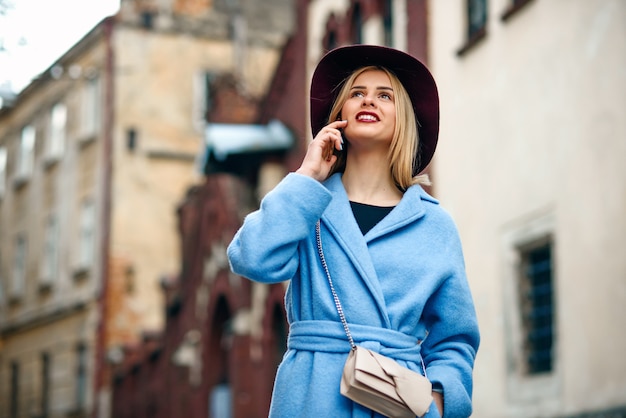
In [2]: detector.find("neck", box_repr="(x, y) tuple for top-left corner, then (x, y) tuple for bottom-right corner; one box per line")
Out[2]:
(342, 152), (402, 206)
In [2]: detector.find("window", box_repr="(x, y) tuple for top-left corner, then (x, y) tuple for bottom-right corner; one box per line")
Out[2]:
(502, 213), (559, 403)
(81, 76), (101, 139)
(78, 199), (95, 269)
(192, 71), (216, 131)
(518, 238), (555, 375)
(127, 128), (137, 152)
(325, 30), (338, 52)
(0, 251), (5, 303)
(10, 361), (19, 418)
(351, 3), (363, 44)
(457, 0), (488, 56)
(209, 383), (232, 418)
(16, 125), (35, 180)
(41, 352), (51, 418)
(0, 146), (6, 197)
(141, 11), (155, 29)
(11, 234), (27, 299)
(322, 13), (340, 52)
(468, 0), (487, 38)
(76, 344), (88, 409)
(383, 0), (393, 47)
(48, 103), (67, 158)
(41, 214), (59, 287)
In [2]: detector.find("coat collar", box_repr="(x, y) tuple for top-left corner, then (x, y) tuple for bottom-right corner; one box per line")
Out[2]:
(321, 173), (438, 243)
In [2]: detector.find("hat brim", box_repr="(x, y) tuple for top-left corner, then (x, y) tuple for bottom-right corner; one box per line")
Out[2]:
(310, 45), (439, 175)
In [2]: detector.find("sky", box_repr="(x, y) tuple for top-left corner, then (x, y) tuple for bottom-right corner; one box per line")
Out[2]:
(0, 0), (120, 93)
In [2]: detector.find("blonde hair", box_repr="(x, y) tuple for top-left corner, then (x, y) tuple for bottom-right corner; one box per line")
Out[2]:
(326, 66), (430, 190)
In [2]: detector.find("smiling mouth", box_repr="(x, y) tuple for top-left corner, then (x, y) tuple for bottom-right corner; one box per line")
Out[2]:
(356, 113), (379, 122)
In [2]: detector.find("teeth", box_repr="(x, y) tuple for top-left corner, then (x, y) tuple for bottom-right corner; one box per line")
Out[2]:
(358, 114), (377, 121)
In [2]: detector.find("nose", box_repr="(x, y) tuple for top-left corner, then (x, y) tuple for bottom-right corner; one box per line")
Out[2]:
(361, 94), (375, 107)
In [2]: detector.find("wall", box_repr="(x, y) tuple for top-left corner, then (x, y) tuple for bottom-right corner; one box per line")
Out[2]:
(428, 0), (626, 416)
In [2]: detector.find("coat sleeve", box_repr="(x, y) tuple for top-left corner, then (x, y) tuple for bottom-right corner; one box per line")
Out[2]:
(227, 173), (332, 283)
(420, 214), (480, 418)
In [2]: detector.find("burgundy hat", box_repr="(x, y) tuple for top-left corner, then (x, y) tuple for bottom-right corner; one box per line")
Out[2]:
(310, 44), (439, 175)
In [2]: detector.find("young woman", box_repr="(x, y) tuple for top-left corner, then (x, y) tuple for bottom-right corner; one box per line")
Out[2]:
(228, 45), (480, 418)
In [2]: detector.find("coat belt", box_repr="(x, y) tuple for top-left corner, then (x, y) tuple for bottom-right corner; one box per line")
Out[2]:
(287, 320), (425, 362)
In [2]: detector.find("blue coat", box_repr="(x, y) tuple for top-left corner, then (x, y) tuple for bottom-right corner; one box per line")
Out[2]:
(227, 173), (480, 418)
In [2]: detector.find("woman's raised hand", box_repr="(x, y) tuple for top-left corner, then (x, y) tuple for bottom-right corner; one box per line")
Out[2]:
(296, 120), (347, 182)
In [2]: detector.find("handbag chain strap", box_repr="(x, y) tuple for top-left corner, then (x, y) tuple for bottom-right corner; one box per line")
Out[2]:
(315, 220), (430, 379)
(315, 221), (357, 350)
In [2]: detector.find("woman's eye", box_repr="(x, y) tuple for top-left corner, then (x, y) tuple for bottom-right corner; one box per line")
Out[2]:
(351, 91), (364, 98)
(380, 93), (392, 100)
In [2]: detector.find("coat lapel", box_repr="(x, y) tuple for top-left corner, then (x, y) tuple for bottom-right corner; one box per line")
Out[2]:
(319, 174), (437, 326)
(365, 183), (435, 242)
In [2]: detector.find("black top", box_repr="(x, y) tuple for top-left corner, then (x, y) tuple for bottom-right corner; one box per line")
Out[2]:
(350, 201), (395, 235)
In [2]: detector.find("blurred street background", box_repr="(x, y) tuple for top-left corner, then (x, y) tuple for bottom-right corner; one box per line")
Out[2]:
(0, 1), (624, 417)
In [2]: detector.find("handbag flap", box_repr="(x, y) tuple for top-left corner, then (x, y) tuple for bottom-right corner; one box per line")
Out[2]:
(353, 347), (433, 417)
(395, 373), (433, 417)
(353, 347), (395, 385)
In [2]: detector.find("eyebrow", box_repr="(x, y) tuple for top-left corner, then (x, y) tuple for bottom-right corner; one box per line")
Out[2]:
(350, 85), (394, 92)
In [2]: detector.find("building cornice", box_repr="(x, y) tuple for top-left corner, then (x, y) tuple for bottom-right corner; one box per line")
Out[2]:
(0, 300), (92, 337)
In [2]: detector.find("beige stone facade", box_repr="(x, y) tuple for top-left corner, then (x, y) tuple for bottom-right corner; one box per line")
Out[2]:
(0, 24), (109, 418)
(0, 0), (294, 416)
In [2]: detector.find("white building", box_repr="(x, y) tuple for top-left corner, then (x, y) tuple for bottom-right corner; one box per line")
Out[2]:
(307, 0), (625, 416)
(429, 0), (626, 416)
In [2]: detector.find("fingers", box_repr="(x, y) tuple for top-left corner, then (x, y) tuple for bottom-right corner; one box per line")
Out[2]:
(295, 120), (348, 181)
(314, 120), (347, 157)
(327, 119), (348, 130)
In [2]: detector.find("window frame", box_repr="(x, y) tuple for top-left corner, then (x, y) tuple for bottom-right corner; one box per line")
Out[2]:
(41, 352), (51, 418)
(0, 146), (7, 197)
(501, 213), (561, 406)
(15, 125), (36, 183)
(77, 198), (96, 272)
(192, 71), (216, 132)
(40, 214), (60, 289)
(11, 234), (27, 301)
(456, 0), (488, 57)
(76, 343), (88, 410)
(47, 102), (67, 161)
(80, 76), (101, 142)
(517, 236), (555, 375)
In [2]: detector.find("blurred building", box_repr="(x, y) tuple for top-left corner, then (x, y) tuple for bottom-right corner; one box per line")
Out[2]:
(0, 0), (295, 416)
(429, 0), (626, 417)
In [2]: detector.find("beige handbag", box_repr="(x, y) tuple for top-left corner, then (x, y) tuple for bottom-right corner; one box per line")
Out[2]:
(316, 222), (433, 418)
